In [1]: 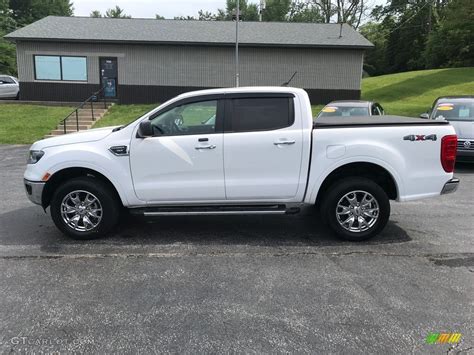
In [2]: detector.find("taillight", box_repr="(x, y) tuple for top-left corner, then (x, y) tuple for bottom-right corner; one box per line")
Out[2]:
(441, 135), (457, 173)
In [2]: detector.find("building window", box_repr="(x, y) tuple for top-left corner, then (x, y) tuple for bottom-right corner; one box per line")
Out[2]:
(34, 55), (87, 81)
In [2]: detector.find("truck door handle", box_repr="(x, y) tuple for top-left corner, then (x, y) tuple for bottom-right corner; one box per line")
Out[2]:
(195, 145), (216, 150)
(273, 140), (296, 146)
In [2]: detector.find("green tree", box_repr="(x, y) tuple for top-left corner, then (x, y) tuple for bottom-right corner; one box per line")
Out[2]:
(366, 0), (450, 74)
(262, 0), (291, 21)
(222, 0), (259, 21)
(188, 0), (324, 22)
(425, 0), (474, 68)
(90, 10), (102, 18)
(105, 5), (131, 18)
(360, 22), (389, 76)
(155, 13), (165, 20)
(9, 0), (73, 26)
(0, 0), (16, 74)
(288, 1), (323, 22)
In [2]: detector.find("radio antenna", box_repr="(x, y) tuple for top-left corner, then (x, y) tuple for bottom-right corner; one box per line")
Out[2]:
(281, 71), (297, 86)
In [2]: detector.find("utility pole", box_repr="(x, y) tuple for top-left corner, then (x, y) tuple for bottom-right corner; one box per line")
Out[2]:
(259, 0), (266, 21)
(235, 0), (240, 87)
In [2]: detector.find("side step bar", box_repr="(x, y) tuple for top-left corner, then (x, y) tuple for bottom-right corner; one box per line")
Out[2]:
(130, 204), (300, 216)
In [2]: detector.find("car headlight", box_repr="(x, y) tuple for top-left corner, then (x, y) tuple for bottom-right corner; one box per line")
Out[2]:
(27, 150), (44, 164)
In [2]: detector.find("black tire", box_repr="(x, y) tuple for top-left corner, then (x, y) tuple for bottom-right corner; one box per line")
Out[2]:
(50, 177), (121, 239)
(321, 177), (390, 241)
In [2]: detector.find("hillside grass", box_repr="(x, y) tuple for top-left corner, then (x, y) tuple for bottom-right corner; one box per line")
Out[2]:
(0, 104), (72, 144)
(361, 67), (474, 117)
(93, 104), (156, 128)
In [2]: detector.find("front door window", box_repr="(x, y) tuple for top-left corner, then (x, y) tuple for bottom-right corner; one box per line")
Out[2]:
(150, 100), (217, 136)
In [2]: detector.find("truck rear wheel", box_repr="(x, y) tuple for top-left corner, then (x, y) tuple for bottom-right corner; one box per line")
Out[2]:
(321, 177), (390, 241)
(50, 177), (120, 239)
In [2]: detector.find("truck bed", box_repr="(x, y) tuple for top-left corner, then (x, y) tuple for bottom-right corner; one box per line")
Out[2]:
(313, 115), (450, 128)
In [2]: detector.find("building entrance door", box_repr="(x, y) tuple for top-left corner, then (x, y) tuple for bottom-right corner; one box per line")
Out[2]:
(99, 57), (118, 98)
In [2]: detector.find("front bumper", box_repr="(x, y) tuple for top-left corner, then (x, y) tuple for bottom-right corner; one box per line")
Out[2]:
(441, 178), (460, 195)
(24, 179), (45, 205)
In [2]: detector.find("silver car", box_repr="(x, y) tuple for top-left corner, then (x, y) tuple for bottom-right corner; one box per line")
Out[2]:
(421, 96), (474, 163)
(317, 100), (385, 118)
(0, 75), (19, 99)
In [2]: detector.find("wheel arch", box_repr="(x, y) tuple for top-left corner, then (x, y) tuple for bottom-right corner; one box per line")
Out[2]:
(41, 167), (124, 209)
(314, 162), (399, 206)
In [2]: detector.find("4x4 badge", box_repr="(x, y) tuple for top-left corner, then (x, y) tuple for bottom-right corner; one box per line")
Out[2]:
(403, 134), (437, 141)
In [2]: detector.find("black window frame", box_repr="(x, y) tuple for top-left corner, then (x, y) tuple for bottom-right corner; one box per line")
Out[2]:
(147, 94), (225, 137)
(376, 104), (384, 115)
(224, 93), (295, 133)
(33, 55), (88, 82)
(371, 103), (380, 116)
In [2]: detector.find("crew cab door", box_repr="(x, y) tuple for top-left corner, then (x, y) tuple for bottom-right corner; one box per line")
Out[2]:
(130, 97), (225, 202)
(223, 95), (303, 200)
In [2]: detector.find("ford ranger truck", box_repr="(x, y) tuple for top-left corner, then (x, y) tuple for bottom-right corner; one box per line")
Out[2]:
(24, 87), (459, 241)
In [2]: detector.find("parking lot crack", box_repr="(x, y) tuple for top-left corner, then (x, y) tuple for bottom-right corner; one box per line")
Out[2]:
(0, 250), (473, 260)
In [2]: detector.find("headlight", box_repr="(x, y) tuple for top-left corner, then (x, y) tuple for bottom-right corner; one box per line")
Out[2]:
(27, 150), (44, 164)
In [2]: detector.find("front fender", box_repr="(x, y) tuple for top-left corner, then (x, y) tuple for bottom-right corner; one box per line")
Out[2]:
(24, 144), (139, 206)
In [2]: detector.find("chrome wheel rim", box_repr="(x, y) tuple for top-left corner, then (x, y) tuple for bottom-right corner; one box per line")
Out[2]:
(60, 190), (103, 232)
(336, 190), (379, 233)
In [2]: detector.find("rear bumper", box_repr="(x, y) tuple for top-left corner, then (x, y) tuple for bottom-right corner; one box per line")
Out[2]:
(457, 149), (474, 163)
(24, 179), (45, 205)
(441, 178), (460, 195)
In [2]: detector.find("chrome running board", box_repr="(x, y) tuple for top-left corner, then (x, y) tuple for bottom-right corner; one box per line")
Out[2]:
(130, 204), (300, 216)
(143, 210), (286, 216)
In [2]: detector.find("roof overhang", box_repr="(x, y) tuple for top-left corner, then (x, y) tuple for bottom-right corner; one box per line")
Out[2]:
(5, 36), (373, 50)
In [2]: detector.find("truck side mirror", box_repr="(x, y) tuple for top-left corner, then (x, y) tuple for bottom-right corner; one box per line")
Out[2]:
(137, 120), (153, 138)
(419, 113), (430, 119)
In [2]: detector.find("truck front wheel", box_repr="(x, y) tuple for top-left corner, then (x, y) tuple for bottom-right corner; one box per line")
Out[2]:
(50, 177), (121, 239)
(321, 177), (390, 241)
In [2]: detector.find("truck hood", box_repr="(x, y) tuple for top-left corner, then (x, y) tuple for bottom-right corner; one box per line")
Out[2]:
(448, 120), (474, 139)
(31, 126), (119, 150)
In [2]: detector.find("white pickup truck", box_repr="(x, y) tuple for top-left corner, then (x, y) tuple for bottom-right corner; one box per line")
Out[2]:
(24, 87), (459, 241)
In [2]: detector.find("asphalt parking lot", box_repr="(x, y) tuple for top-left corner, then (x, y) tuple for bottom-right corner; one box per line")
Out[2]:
(0, 144), (473, 353)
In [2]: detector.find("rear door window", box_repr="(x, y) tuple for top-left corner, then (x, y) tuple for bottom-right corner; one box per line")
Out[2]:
(229, 97), (294, 132)
(0, 76), (15, 84)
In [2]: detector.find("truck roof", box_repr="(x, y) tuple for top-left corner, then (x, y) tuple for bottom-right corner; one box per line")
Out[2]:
(174, 86), (307, 100)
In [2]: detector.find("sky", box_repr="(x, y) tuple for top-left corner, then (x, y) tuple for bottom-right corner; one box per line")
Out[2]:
(72, 0), (387, 19)
(73, 0), (228, 19)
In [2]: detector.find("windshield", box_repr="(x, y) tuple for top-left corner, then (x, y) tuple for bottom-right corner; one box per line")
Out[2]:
(432, 101), (474, 121)
(318, 106), (369, 118)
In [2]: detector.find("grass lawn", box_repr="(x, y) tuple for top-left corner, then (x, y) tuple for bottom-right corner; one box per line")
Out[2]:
(362, 67), (474, 117)
(0, 104), (72, 144)
(93, 103), (157, 128)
